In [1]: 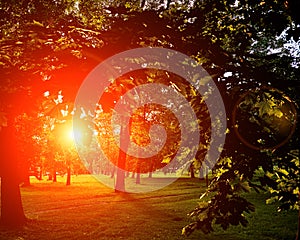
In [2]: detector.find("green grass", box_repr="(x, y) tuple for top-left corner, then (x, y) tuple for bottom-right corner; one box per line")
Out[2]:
(0, 175), (298, 240)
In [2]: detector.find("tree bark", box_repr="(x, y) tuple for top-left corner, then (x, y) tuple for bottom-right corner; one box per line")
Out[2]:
(22, 174), (30, 187)
(296, 193), (300, 240)
(148, 160), (153, 178)
(110, 166), (115, 178)
(115, 123), (128, 193)
(66, 166), (71, 186)
(1, 176), (26, 226)
(189, 164), (195, 178)
(38, 167), (43, 180)
(136, 161), (141, 184)
(0, 124), (26, 226)
(115, 133), (126, 192)
(20, 160), (31, 186)
(115, 153), (125, 192)
(53, 169), (57, 182)
(87, 156), (93, 174)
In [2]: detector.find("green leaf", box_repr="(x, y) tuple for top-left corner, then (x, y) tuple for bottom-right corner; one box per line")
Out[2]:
(273, 108), (283, 118)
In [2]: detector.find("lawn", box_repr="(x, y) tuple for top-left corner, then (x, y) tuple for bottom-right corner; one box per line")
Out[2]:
(0, 175), (298, 240)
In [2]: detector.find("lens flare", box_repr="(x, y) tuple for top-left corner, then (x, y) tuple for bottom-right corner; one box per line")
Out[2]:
(74, 47), (227, 193)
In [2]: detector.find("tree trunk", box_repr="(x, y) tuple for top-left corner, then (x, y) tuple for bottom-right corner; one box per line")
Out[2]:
(21, 161), (30, 187)
(22, 174), (30, 187)
(0, 124), (26, 226)
(296, 193), (300, 240)
(86, 154), (94, 174)
(115, 142), (126, 192)
(148, 160), (153, 178)
(115, 135), (126, 192)
(110, 166), (115, 178)
(115, 161), (125, 192)
(66, 166), (71, 186)
(53, 169), (57, 182)
(38, 167), (43, 180)
(136, 161), (141, 184)
(190, 164), (195, 178)
(115, 123), (128, 193)
(1, 176), (26, 226)
(205, 172), (209, 187)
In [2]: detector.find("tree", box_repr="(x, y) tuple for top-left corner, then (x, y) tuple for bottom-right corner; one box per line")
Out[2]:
(96, 67), (208, 191)
(0, 117), (26, 226)
(15, 112), (44, 185)
(41, 92), (93, 185)
(183, 92), (299, 237)
(179, 0), (300, 238)
(0, 0), (101, 225)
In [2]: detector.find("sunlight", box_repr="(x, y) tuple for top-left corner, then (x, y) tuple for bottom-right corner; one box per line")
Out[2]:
(68, 128), (82, 143)
(56, 121), (84, 146)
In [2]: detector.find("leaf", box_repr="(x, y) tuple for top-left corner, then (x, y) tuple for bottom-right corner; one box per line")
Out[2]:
(255, 101), (271, 117)
(2, 54), (11, 61)
(161, 157), (171, 163)
(190, 87), (197, 97)
(33, 20), (44, 27)
(293, 187), (299, 195)
(277, 168), (289, 176)
(239, 181), (251, 192)
(182, 222), (198, 236)
(273, 108), (283, 118)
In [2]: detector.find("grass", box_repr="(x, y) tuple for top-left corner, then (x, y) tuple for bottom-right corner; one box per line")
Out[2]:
(0, 175), (298, 240)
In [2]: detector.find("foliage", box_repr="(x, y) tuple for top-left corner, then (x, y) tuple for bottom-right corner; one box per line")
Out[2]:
(176, 0), (300, 237)
(183, 90), (299, 237)
(265, 149), (300, 212)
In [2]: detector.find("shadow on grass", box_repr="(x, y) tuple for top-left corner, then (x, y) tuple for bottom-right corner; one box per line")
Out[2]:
(0, 176), (297, 240)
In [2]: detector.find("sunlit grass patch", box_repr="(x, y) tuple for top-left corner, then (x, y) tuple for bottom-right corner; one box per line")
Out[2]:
(0, 175), (298, 240)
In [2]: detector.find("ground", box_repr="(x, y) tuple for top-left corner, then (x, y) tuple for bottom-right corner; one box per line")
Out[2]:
(0, 175), (298, 240)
